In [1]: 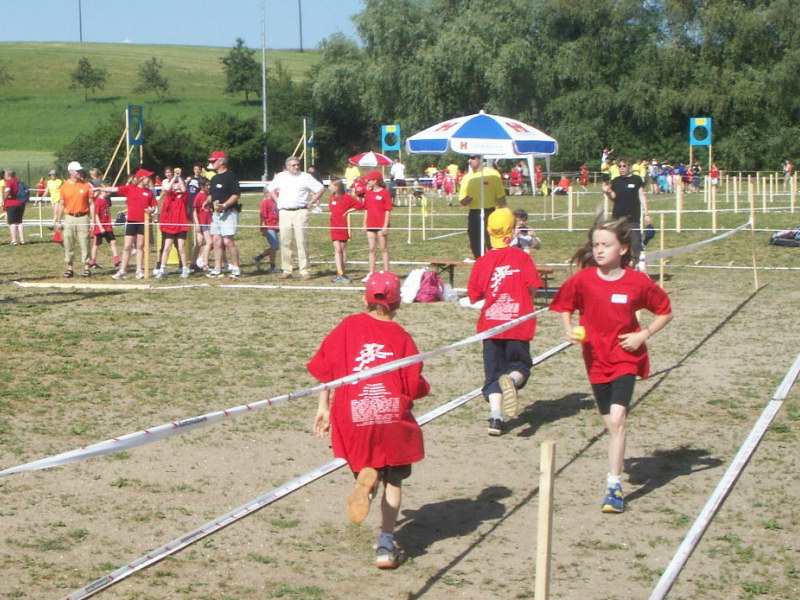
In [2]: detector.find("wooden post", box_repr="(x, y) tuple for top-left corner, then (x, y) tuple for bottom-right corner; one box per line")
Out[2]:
(38, 201), (44, 238)
(711, 179), (717, 233)
(792, 172), (797, 214)
(659, 213), (665, 288)
(567, 187), (573, 232)
(769, 174), (774, 204)
(144, 212), (151, 278)
(407, 204), (412, 245)
(733, 174), (739, 213)
(761, 175), (767, 213)
(675, 183), (682, 233)
(421, 197), (427, 241)
(750, 219), (759, 291)
(535, 440), (556, 600)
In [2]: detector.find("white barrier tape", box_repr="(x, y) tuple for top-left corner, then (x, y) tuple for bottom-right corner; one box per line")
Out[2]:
(648, 351), (800, 600)
(61, 341), (569, 600)
(0, 307), (550, 477)
(647, 220), (751, 261)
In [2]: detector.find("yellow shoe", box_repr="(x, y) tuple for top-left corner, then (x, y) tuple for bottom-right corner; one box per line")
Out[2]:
(499, 374), (519, 418)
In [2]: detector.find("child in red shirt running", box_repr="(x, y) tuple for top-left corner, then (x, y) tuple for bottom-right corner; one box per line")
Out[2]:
(327, 178), (363, 283)
(361, 171), (393, 282)
(254, 186), (281, 273)
(467, 207), (544, 436)
(549, 217), (672, 514)
(89, 188), (120, 270)
(307, 271), (430, 569)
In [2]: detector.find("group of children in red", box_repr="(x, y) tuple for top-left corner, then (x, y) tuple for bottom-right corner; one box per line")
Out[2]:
(306, 207), (672, 569)
(259, 170), (394, 284)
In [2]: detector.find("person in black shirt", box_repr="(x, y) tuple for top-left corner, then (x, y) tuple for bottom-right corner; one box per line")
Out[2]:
(602, 158), (651, 267)
(206, 151), (241, 279)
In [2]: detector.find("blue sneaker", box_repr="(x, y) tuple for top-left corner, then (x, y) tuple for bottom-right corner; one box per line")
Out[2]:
(602, 484), (625, 513)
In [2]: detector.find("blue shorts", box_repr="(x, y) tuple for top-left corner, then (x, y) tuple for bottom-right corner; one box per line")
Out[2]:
(262, 229), (279, 249)
(210, 210), (238, 237)
(482, 338), (532, 398)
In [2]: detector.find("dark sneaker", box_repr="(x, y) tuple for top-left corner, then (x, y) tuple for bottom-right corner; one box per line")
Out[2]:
(487, 418), (506, 437)
(499, 374), (519, 418)
(253, 255), (263, 270)
(602, 484), (625, 513)
(346, 467), (379, 524)
(90, 263), (102, 270)
(375, 542), (405, 569)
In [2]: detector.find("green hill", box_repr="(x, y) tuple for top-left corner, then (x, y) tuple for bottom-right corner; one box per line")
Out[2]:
(0, 42), (319, 172)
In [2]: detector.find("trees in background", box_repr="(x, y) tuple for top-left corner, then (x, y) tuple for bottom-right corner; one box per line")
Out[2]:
(134, 57), (169, 101)
(221, 38), (262, 103)
(69, 57), (109, 102)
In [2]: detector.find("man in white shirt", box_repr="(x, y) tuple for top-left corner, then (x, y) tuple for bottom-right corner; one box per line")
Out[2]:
(267, 156), (325, 280)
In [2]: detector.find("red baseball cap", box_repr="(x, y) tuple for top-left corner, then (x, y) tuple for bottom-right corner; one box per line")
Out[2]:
(365, 271), (401, 309)
(363, 170), (383, 181)
(134, 168), (154, 179)
(207, 151), (227, 162)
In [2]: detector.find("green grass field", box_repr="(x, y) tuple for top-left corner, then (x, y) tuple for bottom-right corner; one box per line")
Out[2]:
(0, 42), (319, 156)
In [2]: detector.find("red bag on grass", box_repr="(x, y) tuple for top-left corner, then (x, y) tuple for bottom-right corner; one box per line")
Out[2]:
(415, 270), (444, 303)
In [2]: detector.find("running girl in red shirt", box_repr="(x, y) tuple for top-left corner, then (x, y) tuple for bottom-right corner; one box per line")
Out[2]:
(308, 271), (429, 569)
(550, 217), (672, 514)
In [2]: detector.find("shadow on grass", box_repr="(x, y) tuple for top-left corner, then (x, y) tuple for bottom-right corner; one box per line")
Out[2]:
(512, 392), (594, 438)
(397, 485), (511, 559)
(401, 285), (766, 600)
(624, 445), (723, 505)
(91, 96), (124, 104)
(0, 287), (128, 305)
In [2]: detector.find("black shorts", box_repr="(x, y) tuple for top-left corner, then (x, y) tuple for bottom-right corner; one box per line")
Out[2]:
(591, 374), (636, 415)
(5, 205), (24, 224)
(353, 464), (412, 487)
(94, 231), (116, 245)
(125, 222), (146, 236)
(482, 338), (532, 398)
(161, 231), (187, 241)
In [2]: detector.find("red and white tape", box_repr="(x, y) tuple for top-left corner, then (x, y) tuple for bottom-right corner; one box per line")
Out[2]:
(1, 307), (551, 477)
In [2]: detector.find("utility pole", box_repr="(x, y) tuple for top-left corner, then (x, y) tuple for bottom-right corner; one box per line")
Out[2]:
(298, 0), (304, 52)
(78, 0), (83, 43)
(261, 0), (269, 180)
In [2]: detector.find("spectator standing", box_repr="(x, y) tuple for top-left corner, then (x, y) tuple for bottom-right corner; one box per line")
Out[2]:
(154, 175), (191, 280)
(602, 158), (651, 268)
(43, 169), (64, 227)
(467, 207), (544, 436)
(509, 208), (541, 253)
(205, 151), (242, 279)
(191, 178), (212, 272)
(307, 270), (430, 569)
(2, 168), (26, 246)
(55, 162), (95, 276)
(390, 158), (406, 188)
(99, 168), (158, 280)
(783, 159), (794, 191)
(344, 160), (361, 192)
(268, 155), (325, 280)
(709, 163), (720, 188)
(327, 178), (363, 283)
(459, 155), (507, 260)
(361, 171), (392, 282)
(254, 186), (281, 274)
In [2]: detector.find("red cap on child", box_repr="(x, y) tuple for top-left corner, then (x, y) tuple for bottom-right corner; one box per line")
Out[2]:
(365, 271), (401, 309)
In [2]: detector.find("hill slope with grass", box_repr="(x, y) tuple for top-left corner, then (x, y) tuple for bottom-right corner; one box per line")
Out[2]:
(0, 42), (319, 163)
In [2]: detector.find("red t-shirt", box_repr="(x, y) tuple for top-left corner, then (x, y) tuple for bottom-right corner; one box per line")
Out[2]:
(259, 196), (279, 232)
(93, 196), (113, 234)
(3, 177), (21, 208)
(509, 170), (523, 185)
(364, 188), (393, 229)
(329, 193), (363, 241)
(159, 190), (189, 234)
(306, 312), (429, 473)
(549, 267), (672, 383)
(193, 191), (211, 226)
(118, 185), (157, 224)
(467, 246), (544, 341)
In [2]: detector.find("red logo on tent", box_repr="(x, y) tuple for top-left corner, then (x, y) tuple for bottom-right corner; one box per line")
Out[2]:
(434, 121), (458, 132)
(505, 121), (530, 133)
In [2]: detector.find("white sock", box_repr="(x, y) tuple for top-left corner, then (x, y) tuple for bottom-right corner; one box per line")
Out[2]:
(606, 473), (621, 488)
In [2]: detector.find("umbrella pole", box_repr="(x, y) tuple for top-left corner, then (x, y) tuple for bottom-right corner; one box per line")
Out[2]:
(480, 155), (485, 256)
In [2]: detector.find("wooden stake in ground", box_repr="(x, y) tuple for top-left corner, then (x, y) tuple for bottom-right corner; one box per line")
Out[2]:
(748, 177), (758, 291)
(535, 440), (556, 600)
(659, 213), (665, 288)
(144, 212), (151, 279)
(675, 184), (682, 233)
(567, 187), (573, 232)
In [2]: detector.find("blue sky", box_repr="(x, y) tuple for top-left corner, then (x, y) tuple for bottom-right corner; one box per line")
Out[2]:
(3, 0), (363, 49)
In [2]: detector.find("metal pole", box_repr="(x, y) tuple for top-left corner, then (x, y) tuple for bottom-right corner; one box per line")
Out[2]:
(261, 0), (269, 180)
(78, 0), (83, 43)
(298, 0), (304, 52)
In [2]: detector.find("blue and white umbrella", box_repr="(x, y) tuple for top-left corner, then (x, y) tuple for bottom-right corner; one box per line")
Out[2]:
(406, 111), (557, 256)
(406, 110), (558, 157)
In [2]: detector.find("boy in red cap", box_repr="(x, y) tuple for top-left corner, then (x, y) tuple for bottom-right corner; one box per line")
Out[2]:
(307, 270), (430, 569)
(467, 207), (544, 436)
(361, 171), (393, 282)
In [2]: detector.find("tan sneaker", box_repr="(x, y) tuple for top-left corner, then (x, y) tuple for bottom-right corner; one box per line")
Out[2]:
(346, 467), (379, 524)
(375, 541), (405, 569)
(499, 374), (519, 418)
